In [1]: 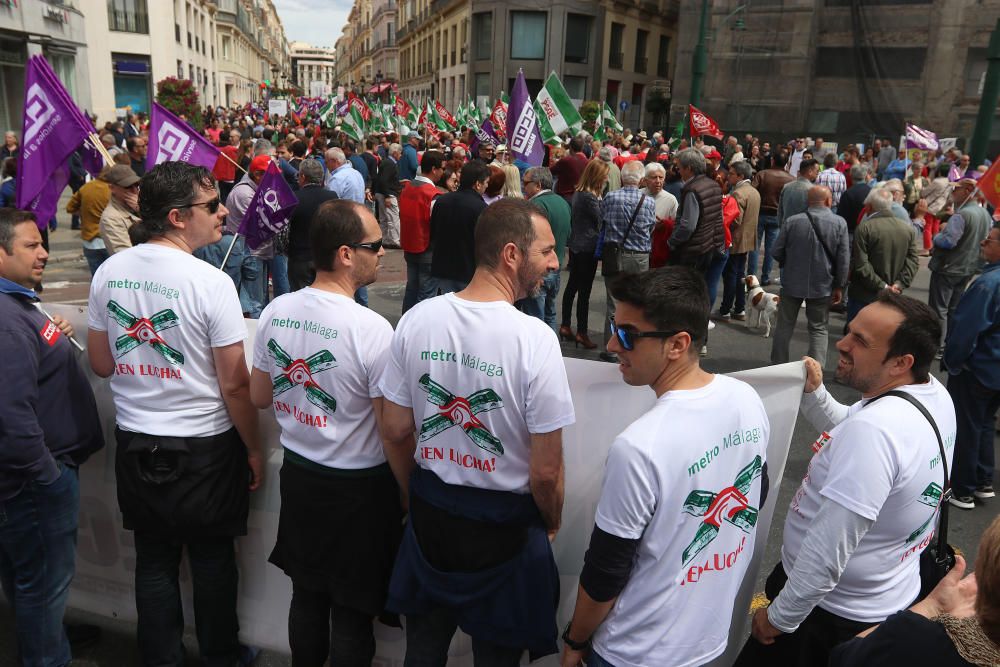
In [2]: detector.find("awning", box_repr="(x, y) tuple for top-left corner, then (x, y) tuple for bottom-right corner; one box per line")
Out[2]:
(367, 82), (397, 93)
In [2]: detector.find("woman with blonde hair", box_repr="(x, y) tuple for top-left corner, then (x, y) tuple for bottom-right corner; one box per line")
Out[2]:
(500, 164), (522, 199)
(559, 158), (610, 349)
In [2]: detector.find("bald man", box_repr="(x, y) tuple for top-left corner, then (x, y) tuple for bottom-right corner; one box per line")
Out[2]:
(771, 185), (850, 367)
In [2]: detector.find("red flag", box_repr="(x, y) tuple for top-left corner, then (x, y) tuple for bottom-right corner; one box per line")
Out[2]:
(348, 96), (371, 122)
(977, 157), (1000, 210)
(434, 101), (457, 128)
(689, 104), (723, 140)
(395, 97), (411, 119)
(490, 98), (508, 141)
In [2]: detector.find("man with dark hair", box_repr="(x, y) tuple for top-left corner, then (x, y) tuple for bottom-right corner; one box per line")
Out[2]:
(379, 197), (573, 665)
(519, 166), (570, 330)
(0, 208), (103, 667)
(739, 293), (956, 667)
(943, 223), (1000, 509)
(750, 150), (794, 284)
(373, 142), (403, 247)
(561, 267), (769, 667)
(718, 160), (760, 320)
(429, 159), (490, 293)
(249, 200), (401, 665)
(86, 162), (262, 667)
(778, 158), (820, 230)
(126, 135), (148, 177)
(550, 135), (589, 203)
(287, 159), (339, 291)
(399, 151), (445, 312)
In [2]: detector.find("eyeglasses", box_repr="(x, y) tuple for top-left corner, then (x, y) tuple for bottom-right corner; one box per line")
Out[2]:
(523, 179), (535, 186)
(349, 238), (383, 253)
(609, 317), (687, 351)
(179, 197), (222, 214)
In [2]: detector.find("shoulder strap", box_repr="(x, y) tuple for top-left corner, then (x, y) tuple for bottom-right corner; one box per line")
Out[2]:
(866, 389), (950, 550)
(621, 193), (647, 248)
(805, 211), (837, 269)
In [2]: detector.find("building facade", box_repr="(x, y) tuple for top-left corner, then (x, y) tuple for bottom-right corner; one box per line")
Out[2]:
(0, 0), (91, 134)
(370, 0), (399, 94)
(291, 41), (337, 96)
(215, 0), (291, 108)
(671, 0), (1000, 149)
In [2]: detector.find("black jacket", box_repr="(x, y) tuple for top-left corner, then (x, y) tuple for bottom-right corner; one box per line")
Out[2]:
(430, 188), (488, 282)
(837, 183), (871, 235)
(289, 185), (339, 260)
(374, 156), (402, 197)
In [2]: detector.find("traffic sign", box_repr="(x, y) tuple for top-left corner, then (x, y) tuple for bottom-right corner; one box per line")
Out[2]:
(619, 100), (630, 112)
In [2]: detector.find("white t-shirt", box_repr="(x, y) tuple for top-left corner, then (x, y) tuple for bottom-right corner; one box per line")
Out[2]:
(781, 377), (957, 622)
(644, 187), (678, 222)
(378, 293), (575, 493)
(592, 375), (770, 667)
(253, 288), (392, 469)
(87, 243), (247, 437)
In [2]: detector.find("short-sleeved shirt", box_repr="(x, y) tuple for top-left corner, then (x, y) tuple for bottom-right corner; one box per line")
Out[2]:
(592, 375), (770, 667)
(253, 288), (392, 469)
(781, 377), (957, 622)
(88, 243), (247, 437)
(378, 293), (575, 493)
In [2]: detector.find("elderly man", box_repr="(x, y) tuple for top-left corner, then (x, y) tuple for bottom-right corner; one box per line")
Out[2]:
(750, 151), (794, 285)
(668, 148), (723, 272)
(929, 178), (993, 353)
(598, 146), (623, 192)
(519, 166), (571, 329)
(600, 160), (657, 362)
(400, 132), (420, 181)
(287, 159), (339, 291)
(718, 161), (761, 319)
(373, 142), (403, 247)
(836, 164), (872, 236)
(99, 164), (142, 255)
(325, 147), (365, 204)
(846, 187), (920, 322)
(770, 185), (850, 367)
(642, 162), (678, 222)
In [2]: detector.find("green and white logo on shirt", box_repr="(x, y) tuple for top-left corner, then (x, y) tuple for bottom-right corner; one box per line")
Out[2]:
(680, 455), (763, 566)
(107, 300), (184, 366)
(417, 373), (505, 456)
(267, 338), (338, 415)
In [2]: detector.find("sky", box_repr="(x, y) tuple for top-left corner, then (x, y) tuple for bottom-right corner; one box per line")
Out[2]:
(272, 0), (351, 49)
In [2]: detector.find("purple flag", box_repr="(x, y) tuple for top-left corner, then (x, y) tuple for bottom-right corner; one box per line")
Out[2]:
(29, 57), (105, 178)
(238, 161), (297, 251)
(16, 56), (93, 228)
(147, 102), (220, 171)
(505, 71), (545, 167)
(905, 123), (939, 151)
(470, 117), (501, 155)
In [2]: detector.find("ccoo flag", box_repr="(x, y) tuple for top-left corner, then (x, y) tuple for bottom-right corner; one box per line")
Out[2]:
(505, 71), (545, 167)
(16, 56), (95, 229)
(976, 157), (1000, 210)
(534, 71), (584, 144)
(905, 123), (939, 151)
(238, 160), (297, 251)
(689, 104), (723, 140)
(147, 102), (220, 171)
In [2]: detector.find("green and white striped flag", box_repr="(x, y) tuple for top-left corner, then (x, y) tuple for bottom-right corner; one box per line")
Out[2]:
(602, 102), (623, 133)
(342, 105), (365, 142)
(318, 96), (336, 126)
(533, 72), (584, 143)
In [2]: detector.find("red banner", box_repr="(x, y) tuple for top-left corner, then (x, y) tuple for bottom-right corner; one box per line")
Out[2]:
(434, 101), (457, 128)
(978, 157), (1000, 210)
(394, 97), (411, 119)
(348, 96), (371, 122)
(689, 104), (723, 140)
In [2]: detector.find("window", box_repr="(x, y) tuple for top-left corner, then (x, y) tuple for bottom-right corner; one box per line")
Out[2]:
(964, 48), (988, 98)
(609, 22), (624, 69)
(472, 12), (491, 61)
(510, 11), (545, 60)
(175, 23), (180, 42)
(563, 75), (586, 100)
(474, 72), (491, 98)
(657, 35), (670, 77)
(108, 0), (149, 34)
(564, 14), (591, 64)
(634, 29), (648, 73)
(222, 36), (230, 60)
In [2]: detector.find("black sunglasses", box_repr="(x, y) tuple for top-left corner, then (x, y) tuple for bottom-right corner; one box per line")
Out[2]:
(610, 317), (686, 351)
(349, 238), (383, 253)
(179, 197), (222, 214)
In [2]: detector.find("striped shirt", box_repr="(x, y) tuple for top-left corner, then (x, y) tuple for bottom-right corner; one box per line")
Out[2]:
(816, 168), (848, 207)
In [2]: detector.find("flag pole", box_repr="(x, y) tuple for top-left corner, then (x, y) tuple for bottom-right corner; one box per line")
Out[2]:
(220, 150), (248, 174)
(219, 233), (240, 270)
(33, 303), (85, 352)
(88, 132), (115, 166)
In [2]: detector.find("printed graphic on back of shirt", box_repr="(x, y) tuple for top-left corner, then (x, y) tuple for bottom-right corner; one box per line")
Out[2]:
(905, 482), (943, 545)
(681, 455), (763, 566)
(267, 338), (338, 415)
(417, 373), (505, 456)
(107, 300), (184, 365)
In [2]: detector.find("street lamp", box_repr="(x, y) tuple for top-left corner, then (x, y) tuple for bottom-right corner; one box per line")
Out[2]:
(375, 69), (383, 101)
(689, 2), (747, 109)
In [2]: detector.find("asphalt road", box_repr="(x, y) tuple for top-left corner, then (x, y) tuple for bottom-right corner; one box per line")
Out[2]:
(3, 219), (997, 666)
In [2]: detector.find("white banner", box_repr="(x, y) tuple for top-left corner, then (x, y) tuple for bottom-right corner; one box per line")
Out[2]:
(267, 99), (288, 118)
(48, 304), (804, 664)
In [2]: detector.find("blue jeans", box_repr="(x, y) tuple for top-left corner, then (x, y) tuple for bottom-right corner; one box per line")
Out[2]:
(846, 295), (872, 324)
(355, 286), (368, 307)
(403, 251), (437, 314)
(271, 254), (290, 297)
(586, 651), (617, 666)
(947, 370), (1000, 497)
(705, 249), (729, 310)
(195, 235), (261, 316)
(720, 252), (748, 315)
(748, 215), (780, 282)
(516, 271), (560, 330)
(0, 464), (79, 667)
(83, 246), (110, 276)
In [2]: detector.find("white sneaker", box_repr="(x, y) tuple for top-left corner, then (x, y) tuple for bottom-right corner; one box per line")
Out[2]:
(949, 495), (976, 510)
(708, 320), (716, 331)
(975, 486), (995, 500)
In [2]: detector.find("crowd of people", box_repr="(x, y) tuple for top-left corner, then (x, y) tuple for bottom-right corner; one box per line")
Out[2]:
(2, 104), (1000, 667)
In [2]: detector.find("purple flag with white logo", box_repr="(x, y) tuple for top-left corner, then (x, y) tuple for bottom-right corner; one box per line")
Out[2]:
(505, 71), (545, 167)
(238, 161), (297, 251)
(16, 56), (93, 229)
(905, 123), (939, 151)
(470, 117), (501, 155)
(147, 102), (220, 171)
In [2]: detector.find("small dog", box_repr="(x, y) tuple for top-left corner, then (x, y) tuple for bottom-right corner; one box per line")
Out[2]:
(744, 275), (780, 337)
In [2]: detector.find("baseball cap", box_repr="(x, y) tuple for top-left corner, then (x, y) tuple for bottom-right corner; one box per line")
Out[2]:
(407, 131), (420, 139)
(706, 149), (723, 160)
(105, 164), (140, 187)
(249, 155), (272, 173)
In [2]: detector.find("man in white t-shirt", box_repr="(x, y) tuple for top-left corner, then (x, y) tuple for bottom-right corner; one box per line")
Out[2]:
(736, 292), (956, 667)
(379, 198), (576, 664)
(560, 267), (770, 667)
(248, 199), (401, 664)
(86, 162), (262, 667)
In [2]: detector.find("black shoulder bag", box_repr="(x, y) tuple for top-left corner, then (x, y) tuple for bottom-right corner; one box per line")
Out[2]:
(805, 211), (837, 270)
(867, 390), (956, 600)
(601, 194), (647, 277)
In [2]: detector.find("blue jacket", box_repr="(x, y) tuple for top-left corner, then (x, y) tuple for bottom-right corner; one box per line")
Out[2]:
(945, 262), (1000, 389)
(0, 278), (104, 501)
(400, 144), (419, 181)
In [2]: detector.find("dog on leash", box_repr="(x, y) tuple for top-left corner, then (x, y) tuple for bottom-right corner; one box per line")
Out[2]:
(744, 275), (780, 337)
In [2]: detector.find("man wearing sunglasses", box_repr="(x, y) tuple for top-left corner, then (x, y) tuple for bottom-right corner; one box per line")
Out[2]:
(561, 267), (769, 667)
(87, 161), (262, 667)
(379, 198), (575, 664)
(99, 164), (142, 255)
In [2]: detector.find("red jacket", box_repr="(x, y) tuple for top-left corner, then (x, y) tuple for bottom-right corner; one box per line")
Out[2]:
(399, 179), (439, 253)
(213, 145), (239, 183)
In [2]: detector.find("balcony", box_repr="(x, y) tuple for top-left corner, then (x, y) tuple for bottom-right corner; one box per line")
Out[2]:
(635, 56), (647, 74)
(609, 51), (624, 69)
(372, 1), (397, 24)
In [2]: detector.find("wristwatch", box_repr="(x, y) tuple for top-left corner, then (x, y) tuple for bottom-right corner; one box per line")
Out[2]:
(562, 621), (591, 652)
